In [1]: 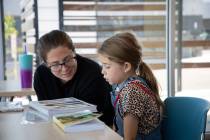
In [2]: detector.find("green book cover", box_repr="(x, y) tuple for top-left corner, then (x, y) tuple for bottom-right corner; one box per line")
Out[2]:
(53, 110), (103, 132)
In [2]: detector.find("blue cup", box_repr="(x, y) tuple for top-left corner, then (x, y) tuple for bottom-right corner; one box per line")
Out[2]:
(19, 54), (33, 88)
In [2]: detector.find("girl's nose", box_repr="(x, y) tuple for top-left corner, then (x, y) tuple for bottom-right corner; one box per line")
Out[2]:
(101, 68), (106, 75)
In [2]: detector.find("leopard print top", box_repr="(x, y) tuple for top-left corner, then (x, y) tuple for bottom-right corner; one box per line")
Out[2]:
(118, 79), (161, 135)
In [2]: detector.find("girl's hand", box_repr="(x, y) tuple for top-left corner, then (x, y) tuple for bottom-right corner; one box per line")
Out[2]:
(112, 124), (117, 131)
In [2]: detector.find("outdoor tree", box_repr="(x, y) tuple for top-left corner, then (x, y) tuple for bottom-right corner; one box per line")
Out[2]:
(4, 15), (17, 40)
(3, 15), (18, 80)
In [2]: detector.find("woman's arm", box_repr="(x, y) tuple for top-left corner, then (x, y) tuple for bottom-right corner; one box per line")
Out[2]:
(124, 114), (138, 140)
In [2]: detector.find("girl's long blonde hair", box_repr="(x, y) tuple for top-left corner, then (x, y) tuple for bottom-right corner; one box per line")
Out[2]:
(98, 32), (163, 107)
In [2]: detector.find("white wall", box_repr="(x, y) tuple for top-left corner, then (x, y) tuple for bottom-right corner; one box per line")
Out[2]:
(4, 0), (21, 16)
(38, 0), (59, 37)
(183, 0), (210, 18)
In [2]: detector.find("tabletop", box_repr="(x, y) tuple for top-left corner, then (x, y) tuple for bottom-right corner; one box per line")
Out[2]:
(0, 80), (35, 97)
(0, 111), (122, 140)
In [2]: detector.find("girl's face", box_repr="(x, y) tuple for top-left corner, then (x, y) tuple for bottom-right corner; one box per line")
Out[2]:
(98, 54), (127, 85)
(46, 46), (77, 83)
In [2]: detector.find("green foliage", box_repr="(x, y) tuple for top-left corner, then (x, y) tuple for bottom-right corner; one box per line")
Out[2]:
(4, 15), (17, 40)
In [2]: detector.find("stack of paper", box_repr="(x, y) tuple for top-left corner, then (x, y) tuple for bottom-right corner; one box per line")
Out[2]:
(28, 97), (97, 119)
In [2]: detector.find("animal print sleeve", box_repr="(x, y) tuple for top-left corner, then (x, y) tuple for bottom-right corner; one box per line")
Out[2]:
(120, 81), (147, 120)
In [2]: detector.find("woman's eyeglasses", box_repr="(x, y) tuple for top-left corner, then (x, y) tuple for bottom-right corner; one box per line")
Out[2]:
(47, 55), (76, 72)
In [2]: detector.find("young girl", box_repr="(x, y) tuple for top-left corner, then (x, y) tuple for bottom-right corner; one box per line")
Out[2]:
(98, 32), (163, 140)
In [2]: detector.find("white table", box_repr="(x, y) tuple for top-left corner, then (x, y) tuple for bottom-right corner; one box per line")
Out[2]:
(0, 111), (122, 140)
(0, 80), (35, 102)
(0, 80), (35, 97)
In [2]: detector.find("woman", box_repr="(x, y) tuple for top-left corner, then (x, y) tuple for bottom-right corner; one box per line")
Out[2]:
(33, 30), (114, 126)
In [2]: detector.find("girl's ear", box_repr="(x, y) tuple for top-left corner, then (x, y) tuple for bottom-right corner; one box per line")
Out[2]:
(124, 62), (132, 73)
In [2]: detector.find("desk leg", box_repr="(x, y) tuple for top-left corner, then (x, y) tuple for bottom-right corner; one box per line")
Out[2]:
(27, 96), (32, 101)
(9, 96), (14, 101)
(0, 97), (7, 102)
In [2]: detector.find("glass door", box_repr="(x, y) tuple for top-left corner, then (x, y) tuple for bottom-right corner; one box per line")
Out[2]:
(175, 0), (210, 100)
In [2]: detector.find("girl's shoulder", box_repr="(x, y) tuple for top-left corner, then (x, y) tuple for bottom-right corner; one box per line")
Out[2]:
(123, 77), (155, 98)
(126, 77), (150, 90)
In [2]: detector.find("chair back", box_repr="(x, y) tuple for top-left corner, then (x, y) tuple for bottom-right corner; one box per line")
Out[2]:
(162, 96), (210, 140)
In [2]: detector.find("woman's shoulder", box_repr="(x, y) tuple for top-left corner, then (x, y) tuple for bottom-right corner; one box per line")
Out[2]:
(36, 64), (49, 72)
(76, 55), (101, 72)
(34, 64), (52, 77)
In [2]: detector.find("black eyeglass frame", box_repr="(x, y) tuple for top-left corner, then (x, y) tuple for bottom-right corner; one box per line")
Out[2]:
(46, 55), (76, 72)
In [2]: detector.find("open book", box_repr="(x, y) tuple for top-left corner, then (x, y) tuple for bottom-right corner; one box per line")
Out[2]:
(53, 110), (104, 133)
(28, 97), (97, 119)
